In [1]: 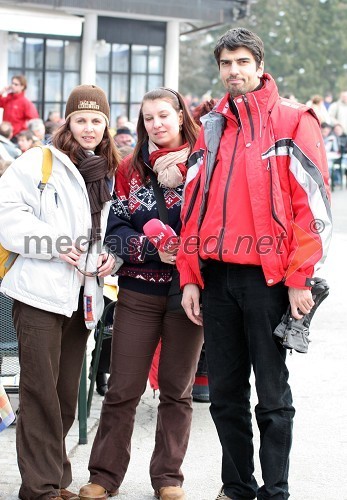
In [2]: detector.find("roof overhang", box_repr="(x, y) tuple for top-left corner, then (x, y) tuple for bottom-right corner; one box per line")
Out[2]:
(0, 6), (83, 36)
(0, 0), (250, 24)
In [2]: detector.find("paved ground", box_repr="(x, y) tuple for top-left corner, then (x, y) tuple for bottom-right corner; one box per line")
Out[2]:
(1, 188), (347, 500)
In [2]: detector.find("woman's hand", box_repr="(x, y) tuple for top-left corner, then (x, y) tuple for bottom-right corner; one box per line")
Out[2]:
(97, 252), (116, 277)
(158, 249), (177, 265)
(58, 242), (82, 267)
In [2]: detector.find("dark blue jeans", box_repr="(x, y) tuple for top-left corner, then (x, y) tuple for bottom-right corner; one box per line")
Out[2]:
(202, 262), (295, 500)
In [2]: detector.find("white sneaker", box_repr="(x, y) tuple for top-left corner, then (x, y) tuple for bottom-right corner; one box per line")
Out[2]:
(215, 487), (233, 500)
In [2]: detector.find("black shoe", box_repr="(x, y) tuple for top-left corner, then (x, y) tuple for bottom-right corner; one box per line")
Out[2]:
(96, 372), (108, 396)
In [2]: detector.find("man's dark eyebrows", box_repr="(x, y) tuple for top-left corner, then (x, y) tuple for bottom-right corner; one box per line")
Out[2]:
(220, 57), (251, 63)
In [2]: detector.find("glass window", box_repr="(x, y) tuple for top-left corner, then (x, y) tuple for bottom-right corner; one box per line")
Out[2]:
(112, 44), (129, 73)
(25, 38), (43, 69)
(64, 72), (80, 100)
(7, 35), (81, 121)
(148, 74), (164, 91)
(8, 36), (24, 68)
(95, 74), (109, 96)
(130, 74), (147, 101)
(111, 74), (128, 102)
(25, 70), (43, 102)
(96, 52), (110, 72)
(110, 103), (128, 127)
(64, 41), (80, 71)
(46, 40), (64, 70)
(131, 45), (148, 73)
(45, 72), (62, 102)
(130, 103), (141, 123)
(148, 46), (163, 74)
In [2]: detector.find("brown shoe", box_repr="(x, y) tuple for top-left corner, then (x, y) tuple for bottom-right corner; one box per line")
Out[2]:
(155, 486), (186, 500)
(79, 483), (119, 500)
(60, 488), (79, 500)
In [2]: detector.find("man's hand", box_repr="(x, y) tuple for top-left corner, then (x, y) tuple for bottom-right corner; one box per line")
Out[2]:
(182, 283), (203, 326)
(288, 287), (314, 319)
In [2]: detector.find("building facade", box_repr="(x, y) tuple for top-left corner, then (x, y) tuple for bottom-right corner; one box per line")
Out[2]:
(0, 0), (249, 125)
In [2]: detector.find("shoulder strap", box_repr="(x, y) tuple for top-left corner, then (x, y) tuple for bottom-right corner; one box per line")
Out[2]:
(141, 143), (169, 224)
(36, 145), (53, 193)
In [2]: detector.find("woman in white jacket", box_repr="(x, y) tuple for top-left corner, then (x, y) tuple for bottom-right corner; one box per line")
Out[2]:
(0, 85), (120, 500)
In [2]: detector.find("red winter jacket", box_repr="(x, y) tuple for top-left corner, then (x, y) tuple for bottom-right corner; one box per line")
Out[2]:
(0, 91), (39, 136)
(177, 74), (332, 290)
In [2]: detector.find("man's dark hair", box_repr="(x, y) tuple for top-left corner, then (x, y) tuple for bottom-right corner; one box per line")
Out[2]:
(214, 27), (264, 69)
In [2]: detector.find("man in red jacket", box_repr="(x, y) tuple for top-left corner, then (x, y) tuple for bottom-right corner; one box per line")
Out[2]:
(177, 28), (332, 500)
(0, 75), (39, 137)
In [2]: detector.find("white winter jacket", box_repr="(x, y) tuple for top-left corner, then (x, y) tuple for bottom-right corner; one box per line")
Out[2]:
(0, 145), (114, 328)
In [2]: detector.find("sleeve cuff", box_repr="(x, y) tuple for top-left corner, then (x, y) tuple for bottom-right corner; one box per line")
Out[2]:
(284, 271), (314, 289)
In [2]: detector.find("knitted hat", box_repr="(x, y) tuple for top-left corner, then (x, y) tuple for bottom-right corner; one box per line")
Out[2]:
(116, 127), (132, 136)
(65, 84), (110, 125)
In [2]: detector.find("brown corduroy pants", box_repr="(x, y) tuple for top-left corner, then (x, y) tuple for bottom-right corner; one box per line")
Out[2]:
(12, 298), (89, 500)
(88, 288), (204, 493)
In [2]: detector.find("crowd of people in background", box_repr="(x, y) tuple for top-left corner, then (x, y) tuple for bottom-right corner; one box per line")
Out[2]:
(1, 73), (347, 189)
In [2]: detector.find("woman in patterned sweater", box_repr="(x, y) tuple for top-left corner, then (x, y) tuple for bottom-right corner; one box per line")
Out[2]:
(80, 88), (204, 500)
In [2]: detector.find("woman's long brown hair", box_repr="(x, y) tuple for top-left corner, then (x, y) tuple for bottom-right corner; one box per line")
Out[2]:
(130, 88), (200, 181)
(52, 117), (120, 177)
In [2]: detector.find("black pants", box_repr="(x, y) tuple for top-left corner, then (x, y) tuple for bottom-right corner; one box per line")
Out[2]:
(202, 262), (295, 500)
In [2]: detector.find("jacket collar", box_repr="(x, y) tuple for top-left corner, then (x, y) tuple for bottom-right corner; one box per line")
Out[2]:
(212, 73), (279, 145)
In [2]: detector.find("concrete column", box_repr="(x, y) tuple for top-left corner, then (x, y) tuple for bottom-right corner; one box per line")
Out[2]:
(165, 21), (180, 90)
(0, 31), (9, 89)
(80, 13), (97, 84)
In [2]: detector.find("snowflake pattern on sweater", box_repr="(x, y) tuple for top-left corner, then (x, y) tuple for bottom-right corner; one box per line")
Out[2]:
(106, 157), (183, 293)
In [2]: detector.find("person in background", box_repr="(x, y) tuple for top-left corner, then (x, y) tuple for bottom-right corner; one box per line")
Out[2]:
(114, 126), (135, 148)
(44, 111), (64, 143)
(0, 380), (15, 431)
(0, 121), (21, 160)
(323, 92), (333, 111)
(332, 123), (347, 187)
(115, 114), (129, 129)
(0, 84), (120, 500)
(321, 122), (342, 187)
(16, 129), (39, 153)
(306, 94), (331, 124)
(283, 93), (297, 101)
(45, 120), (62, 144)
(28, 118), (46, 143)
(117, 144), (135, 158)
(0, 75), (39, 137)
(79, 88), (203, 500)
(329, 90), (347, 133)
(178, 27), (332, 500)
(45, 110), (63, 125)
(332, 123), (347, 159)
(0, 158), (12, 176)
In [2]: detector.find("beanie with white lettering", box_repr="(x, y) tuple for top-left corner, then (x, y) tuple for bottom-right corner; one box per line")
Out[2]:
(65, 84), (110, 125)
